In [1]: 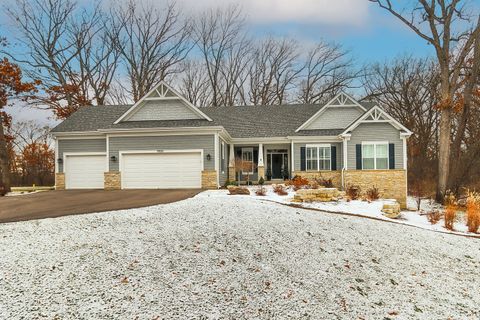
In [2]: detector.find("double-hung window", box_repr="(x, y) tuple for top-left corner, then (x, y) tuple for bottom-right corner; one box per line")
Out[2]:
(362, 142), (388, 170)
(306, 144), (331, 171)
(241, 147), (254, 174)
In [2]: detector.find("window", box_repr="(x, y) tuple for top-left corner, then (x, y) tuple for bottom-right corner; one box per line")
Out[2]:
(362, 142), (389, 170)
(306, 145), (331, 171)
(221, 142), (225, 173)
(241, 147), (254, 174)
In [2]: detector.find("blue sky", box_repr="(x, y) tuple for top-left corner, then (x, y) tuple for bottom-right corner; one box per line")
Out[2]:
(1, 0), (447, 125)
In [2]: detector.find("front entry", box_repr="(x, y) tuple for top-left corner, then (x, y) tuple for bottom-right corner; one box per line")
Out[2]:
(271, 154), (283, 179)
(267, 149), (288, 180)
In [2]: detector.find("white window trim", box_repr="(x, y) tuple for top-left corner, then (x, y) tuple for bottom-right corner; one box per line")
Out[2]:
(361, 141), (389, 170)
(305, 144), (332, 171)
(241, 147), (254, 175)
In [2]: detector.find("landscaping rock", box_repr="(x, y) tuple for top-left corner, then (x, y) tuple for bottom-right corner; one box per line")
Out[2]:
(294, 188), (339, 202)
(227, 186), (250, 195)
(382, 201), (401, 219)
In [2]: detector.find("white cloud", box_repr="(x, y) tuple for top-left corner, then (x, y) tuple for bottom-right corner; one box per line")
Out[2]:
(176, 0), (369, 26)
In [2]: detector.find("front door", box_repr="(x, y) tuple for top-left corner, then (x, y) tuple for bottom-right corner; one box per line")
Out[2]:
(272, 154), (283, 179)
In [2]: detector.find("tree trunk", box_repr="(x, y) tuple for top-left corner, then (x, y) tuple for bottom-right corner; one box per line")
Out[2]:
(0, 113), (12, 194)
(436, 107), (452, 202)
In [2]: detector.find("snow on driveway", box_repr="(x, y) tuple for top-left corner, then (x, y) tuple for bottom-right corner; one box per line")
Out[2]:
(0, 191), (479, 319)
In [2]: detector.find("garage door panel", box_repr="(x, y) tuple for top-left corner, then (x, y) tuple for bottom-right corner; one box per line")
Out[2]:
(122, 152), (202, 189)
(65, 155), (105, 189)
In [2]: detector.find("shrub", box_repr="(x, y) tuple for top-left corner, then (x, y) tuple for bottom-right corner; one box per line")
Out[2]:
(466, 191), (480, 233)
(258, 177), (265, 185)
(255, 186), (267, 196)
(317, 178), (334, 188)
(366, 186), (380, 201)
(444, 204), (457, 231)
(346, 185), (361, 200)
(224, 180), (238, 187)
(427, 210), (441, 225)
(273, 184), (288, 196)
(308, 180), (319, 189)
(287, 175), (309, 191)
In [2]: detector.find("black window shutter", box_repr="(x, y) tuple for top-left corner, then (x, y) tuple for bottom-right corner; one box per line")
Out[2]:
(331, 146), (337, 170)
(300, 147), (306, 171)
(253, 149), (258, 167)
(356, 144), (362, 170)
(389, 143), (395, 169)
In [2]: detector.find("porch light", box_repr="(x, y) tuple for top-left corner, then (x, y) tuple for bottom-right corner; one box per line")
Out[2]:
(57, 158), (63, 164)
(110, 156), (117, 162)
(206, 154), (211, 161)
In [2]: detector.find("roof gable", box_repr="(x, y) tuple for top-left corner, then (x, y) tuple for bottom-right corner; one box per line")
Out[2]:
(296, 92), (366, 132)
(114, 82), (212, 123)
(341, 105), (412, 136)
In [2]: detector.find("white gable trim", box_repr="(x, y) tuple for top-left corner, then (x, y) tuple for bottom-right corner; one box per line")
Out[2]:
(114, 81), (212, 124)
(341, 105), (413, 136)
(295, 92), (366, 132)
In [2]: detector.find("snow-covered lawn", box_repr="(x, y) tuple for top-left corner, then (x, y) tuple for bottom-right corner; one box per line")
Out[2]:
(1, 191), (479, 319)
(238, 185), (476, 237)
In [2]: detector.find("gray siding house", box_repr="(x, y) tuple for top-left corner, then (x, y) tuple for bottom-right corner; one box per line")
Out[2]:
(52, 82), (412, 206)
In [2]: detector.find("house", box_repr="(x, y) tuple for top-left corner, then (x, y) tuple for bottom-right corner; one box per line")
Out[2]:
(51, 82), (412, 207)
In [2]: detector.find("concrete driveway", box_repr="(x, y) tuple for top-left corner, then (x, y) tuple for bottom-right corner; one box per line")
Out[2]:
(0, 189), (202, 223)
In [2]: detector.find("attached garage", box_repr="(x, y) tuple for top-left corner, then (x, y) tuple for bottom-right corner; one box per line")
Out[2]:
(64, 154), (106, 189)
(120, 151), (203, 189)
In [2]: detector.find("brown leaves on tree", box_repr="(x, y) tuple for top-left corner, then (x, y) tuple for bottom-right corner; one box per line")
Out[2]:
(0, 58), (40, 108)
(45, 83), (92, 119)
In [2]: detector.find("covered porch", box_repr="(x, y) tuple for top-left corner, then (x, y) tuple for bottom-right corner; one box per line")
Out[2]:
(228, 143), (292, 183)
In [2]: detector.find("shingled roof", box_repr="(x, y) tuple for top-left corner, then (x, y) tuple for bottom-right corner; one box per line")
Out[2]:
(51, 101), (375, 138)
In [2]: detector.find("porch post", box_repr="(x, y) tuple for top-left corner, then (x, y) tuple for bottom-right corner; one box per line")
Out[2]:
(257, 143), (265, 180)
(228, 144), (235, 181)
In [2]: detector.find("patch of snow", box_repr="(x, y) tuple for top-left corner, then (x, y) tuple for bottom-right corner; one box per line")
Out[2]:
(230, 186), (477, 237)
(0, 192), (479, 319)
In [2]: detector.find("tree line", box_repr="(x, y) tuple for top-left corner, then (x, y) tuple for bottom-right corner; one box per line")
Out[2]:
(0, 0), (479, 202)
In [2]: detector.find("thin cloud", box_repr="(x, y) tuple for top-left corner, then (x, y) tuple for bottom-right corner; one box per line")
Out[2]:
(177, 0), (369, 26)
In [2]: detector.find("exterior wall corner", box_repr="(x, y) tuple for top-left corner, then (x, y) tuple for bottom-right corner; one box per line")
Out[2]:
(55, 173), (65, 190)
(202, 170), (218, 189)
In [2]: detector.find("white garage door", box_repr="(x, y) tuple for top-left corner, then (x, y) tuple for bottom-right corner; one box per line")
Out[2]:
(121, 152), (202, 189)
(65, 154), (106, 189)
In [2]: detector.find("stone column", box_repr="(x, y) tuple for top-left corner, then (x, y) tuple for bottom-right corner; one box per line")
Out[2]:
(257, 143), (265, 180)
(104, 171), (121, 190)
(55, 173), (65, 190)
(228, 144), (235, 181)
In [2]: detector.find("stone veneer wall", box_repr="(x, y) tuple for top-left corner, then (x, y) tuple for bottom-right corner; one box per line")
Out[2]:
(292, 171), (342, 188)
(55, 173), (65, 190)
(257, 166), (265, 181)
(104, 171), (121, 190)
(344, 169), (407, 208)
(228, 167), (235, 183)
(202, 170), (218, 189)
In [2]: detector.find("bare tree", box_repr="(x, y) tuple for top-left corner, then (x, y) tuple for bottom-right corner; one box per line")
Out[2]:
(298, 42), (357, 104)
(248, 37), (302, 105)
(4, 0), (123, 117)
(362, 56), (441, 192)
(111, 1), (192, 102)
(72, 8), (122, 106)
(193, 5), (249, 106)
(370, 0), (480, 201)
(4, 0), (88, 117)
(179, 60), (212, 107)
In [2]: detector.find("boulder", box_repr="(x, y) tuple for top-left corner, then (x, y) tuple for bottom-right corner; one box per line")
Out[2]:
(382, 201), (401, 219)
(294, 188), (339, 202)
(227, 186), (250, 195)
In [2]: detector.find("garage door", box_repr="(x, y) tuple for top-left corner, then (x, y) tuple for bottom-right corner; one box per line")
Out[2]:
(65, 154), (106, 189)
(121, 152), (202, 189)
